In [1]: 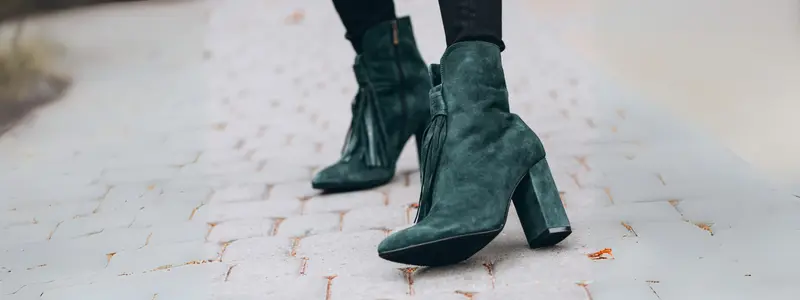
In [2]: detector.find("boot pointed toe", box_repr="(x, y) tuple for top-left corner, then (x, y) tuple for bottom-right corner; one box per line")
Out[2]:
(378, 223), (501, 267)
(312, 162), (393, 192)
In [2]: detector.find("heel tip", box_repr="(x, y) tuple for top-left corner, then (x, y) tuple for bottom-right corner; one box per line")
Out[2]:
(527, 226), (571, 249)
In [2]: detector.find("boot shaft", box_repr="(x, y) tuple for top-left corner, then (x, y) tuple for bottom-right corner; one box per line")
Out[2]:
(343, 16), (432, 167)
(439, 41), (511, 115)
(356, 17), (429, 90)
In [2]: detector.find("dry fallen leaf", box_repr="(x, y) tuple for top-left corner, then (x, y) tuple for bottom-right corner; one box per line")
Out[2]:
(285, 9), (305, 25)
(575, 281), (594, 300)
(694, 222), (714, 235)
(105, 252), (116, 263)
(587, 248), (614, 260)
(455, 290), (477, 299)
(575, 280), (593, 287)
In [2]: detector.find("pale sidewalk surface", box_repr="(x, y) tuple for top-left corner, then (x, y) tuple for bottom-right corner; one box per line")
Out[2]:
(1, 0), (799, 299)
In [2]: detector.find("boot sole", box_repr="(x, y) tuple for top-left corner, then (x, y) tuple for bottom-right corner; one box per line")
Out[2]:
(312, 177), (392, 193)
(378, 229), (502, 267)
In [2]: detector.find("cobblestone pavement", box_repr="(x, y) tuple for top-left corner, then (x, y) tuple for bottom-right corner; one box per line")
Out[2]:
(2, 0), (800, 299)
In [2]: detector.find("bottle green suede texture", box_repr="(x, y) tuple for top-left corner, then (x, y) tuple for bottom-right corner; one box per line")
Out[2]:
(378, 41), (548, 266)
(312, 17), (431, 192)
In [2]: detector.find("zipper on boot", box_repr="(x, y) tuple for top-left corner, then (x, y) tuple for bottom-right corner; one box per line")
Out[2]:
(391, 20), (409, 139)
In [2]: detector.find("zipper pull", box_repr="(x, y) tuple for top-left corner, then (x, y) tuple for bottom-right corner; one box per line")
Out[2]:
(392, 21), (399, 45)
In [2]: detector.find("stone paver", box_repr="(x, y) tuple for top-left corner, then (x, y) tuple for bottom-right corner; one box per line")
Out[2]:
(1, 0), (799, 299)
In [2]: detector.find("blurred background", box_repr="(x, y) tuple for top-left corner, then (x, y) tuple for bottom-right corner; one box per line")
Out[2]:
(526, 0), (800, 192)
(3, 0), (797, 191)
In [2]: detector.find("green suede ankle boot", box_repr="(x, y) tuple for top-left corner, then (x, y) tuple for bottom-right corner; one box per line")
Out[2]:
(377, 41), (572, 267)
(312, 17), (432, 192)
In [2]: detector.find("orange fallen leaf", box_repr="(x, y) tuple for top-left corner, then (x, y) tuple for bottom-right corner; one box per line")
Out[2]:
(399, 267), (419, 274)
(285, 9), (305, 25)
(105, 253), (117, 266)
(694, 222), (714, 235)
(575, 280), (593, 287)
(212, 123), (227, 131)
(184, 259), (213, 265)
(455, 290), (477, 299)
(151, 264), (173, 271)
(575, 281), (594, 300)
(587, 248), (614, 260)
(620, 221), (637, 237)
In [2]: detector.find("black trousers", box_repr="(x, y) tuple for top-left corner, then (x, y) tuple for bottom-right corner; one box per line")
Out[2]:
(332, 0), (503, 53)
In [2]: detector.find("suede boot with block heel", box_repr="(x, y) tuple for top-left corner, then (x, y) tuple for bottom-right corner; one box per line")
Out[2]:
(312, 17), (432, 192)
(377, 41), (572, 267)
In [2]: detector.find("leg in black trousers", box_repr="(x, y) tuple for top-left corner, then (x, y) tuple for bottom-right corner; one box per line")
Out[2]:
(331, 0), (397, 53)
(331, 0), (504, 52)
(438, 0), (504, 50)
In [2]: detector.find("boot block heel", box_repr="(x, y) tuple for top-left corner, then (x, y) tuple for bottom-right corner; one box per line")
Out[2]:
(512, 158), (572, 248)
